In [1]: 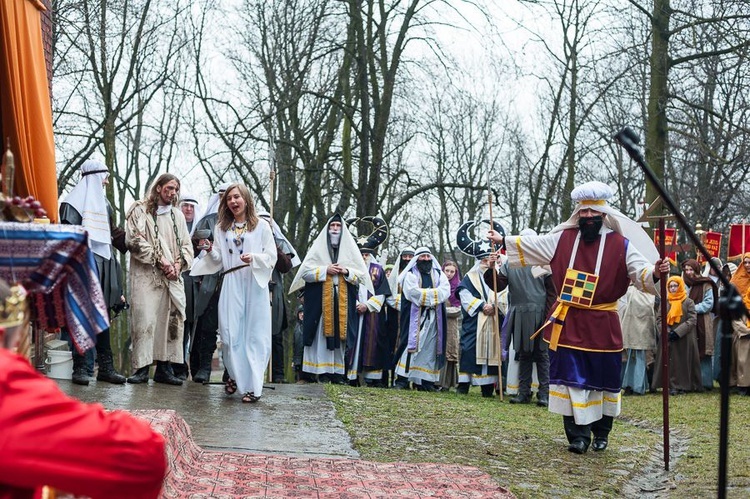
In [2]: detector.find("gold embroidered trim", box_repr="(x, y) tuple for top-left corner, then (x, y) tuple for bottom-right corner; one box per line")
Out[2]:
(516, 238), (526, 267)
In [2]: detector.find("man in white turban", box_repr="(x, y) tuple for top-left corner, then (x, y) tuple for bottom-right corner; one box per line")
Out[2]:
(59, 159), (127, 385)
(488, 181), (670, 454)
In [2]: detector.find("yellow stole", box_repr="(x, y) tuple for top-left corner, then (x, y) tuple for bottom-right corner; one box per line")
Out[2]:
(322, 276), (348, 341)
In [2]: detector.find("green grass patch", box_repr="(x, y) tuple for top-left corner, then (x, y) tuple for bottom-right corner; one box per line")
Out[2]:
(326, 386), (750, 498)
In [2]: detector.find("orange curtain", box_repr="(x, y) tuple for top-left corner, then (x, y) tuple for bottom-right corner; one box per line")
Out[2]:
(0, 0), (58, 221)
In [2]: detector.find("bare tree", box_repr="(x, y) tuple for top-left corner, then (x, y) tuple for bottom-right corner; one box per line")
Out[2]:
(52, 0), (192, 370)
(625, 0), (750, 202)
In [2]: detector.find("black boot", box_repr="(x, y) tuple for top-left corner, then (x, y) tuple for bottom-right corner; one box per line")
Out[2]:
(455, 382), (470, 394)
(192, 347), (214, 383)
(96, 352), (126, 384)
(172, 363), (189, 381)
(71, 353), (90, 386)
(127, 366), (150, 384)
(154, 361), (183, 385)
(481, 384), (495, 398)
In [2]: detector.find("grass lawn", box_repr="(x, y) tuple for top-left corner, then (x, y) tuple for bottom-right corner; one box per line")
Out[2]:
(326, 385), (750, 498)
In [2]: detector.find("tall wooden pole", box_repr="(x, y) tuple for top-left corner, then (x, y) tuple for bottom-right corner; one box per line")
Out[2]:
(658, 219), (670, 471)
(486, 170), (503, 401)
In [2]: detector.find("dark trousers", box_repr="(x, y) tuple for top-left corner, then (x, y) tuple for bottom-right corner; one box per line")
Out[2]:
(517, 335), (550, 398)
(563, 415), (613, 446)
(271, 333), (284, 380)
(191, 296), (219, 374)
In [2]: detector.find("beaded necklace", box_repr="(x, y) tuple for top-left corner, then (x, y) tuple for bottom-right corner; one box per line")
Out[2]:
(227, 220), (247, 254)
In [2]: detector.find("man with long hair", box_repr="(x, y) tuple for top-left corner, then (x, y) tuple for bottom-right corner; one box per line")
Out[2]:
(125, 173), (194, 385)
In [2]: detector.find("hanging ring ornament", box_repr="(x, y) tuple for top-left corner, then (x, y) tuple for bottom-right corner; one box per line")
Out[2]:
(346, 216), (389, 252)
(456, 219), (506, 258)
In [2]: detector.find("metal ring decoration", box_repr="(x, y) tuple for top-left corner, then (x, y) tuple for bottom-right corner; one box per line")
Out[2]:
(456, 219), (506, 258)
(346, 216), (389, 251)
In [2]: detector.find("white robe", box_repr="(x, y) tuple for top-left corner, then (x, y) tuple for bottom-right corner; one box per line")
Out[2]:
(191, 220), (277, 397)
(394, 268), (451, 384)
(126, 202), (193, 369)
(300, 268), (363, 375)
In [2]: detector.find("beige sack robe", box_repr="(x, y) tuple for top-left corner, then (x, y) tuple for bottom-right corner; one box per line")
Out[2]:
(126, 201), (194, 369)
(731, 319), (750, 388)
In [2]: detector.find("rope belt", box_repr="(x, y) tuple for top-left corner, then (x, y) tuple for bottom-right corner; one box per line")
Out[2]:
(531, 300), (618, 351)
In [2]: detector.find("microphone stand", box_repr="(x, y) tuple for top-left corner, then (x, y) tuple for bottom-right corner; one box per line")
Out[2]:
(614, 127), (745, 498)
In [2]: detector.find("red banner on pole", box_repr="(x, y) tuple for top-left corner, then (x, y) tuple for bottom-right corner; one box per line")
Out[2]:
(654, 228), (678, 265)
(728, 224), (750, 260)
(697, 231), (722, 263)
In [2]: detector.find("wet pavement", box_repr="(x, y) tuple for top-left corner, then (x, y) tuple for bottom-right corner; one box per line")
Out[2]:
(57, 378), (359, 459)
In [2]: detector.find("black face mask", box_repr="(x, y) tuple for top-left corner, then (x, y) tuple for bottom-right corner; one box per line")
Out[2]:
(416, 260), (433, 274)
(399, 257), (412, 272)
(578, 215), (603, 243)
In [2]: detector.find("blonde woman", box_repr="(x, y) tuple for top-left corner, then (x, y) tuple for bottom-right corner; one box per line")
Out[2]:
(192, 184), (277, 403)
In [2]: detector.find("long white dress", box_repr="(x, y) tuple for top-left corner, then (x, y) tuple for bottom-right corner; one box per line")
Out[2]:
(191, 219), (277, 398)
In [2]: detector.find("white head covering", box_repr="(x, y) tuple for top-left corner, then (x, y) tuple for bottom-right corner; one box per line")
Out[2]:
(289, 215), (373, 294)
(551, 181), (659, 262)
(258, 210), (301, 267)
(387, 246), (414, 294)
(397, 247), (442, 285)
(203, 182), (233, 217)
(61, 159), (111, 260)
(179, 192), (203, 235)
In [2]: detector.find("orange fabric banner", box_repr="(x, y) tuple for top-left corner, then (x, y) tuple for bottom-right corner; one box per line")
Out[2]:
(0, 0), (59, 221)
(654, 228), (678, 265)
(728, 225), (750, 260)
(697, 231), (722, 263)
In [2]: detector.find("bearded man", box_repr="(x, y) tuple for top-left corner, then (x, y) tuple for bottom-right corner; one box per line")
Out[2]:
(488, 181), (669, 454)
(289, 214), (370, 384)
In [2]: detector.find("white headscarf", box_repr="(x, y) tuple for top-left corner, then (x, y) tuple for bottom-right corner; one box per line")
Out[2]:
(388, 246), (415, 294)
(61, 159), (111, 260)
(179, 192), (203, 236)
(289, 215), (372, 295)
(551, 181), (659, 263)
(203, 182), (232, 218)
(397, 247), (442, 286)
(258, 210), (301, 267)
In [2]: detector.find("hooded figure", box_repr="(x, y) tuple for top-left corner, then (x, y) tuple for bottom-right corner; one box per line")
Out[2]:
(652, 276), (701, 394)
(488, 181), (665, 455)
(346, 217), (392, 385)
(455, 223), (503, 397)
(289, 214), (370, 383)
(59, 159), (127, 385)
(185, 182), (231, 383)
(258, 210), (299, 382)
(392, 247), (451, 391)
(484, 227), (551, 405)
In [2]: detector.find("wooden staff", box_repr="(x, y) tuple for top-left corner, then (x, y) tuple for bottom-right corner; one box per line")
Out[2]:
(486, 169), (503, 401)
(658, 219), (670, 471)
(266, 132), (277, 383)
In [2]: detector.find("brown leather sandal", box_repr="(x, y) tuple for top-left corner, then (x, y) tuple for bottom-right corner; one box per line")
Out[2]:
(224, 378), (237, 395)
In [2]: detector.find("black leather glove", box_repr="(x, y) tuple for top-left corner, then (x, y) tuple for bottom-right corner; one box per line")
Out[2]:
(668, 330), (679, 342)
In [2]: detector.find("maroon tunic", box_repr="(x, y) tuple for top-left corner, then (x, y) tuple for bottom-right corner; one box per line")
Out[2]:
(544, 228), (631, 352)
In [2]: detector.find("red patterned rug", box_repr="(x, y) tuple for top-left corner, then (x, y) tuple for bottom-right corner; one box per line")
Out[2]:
(135, 410), (514, 498)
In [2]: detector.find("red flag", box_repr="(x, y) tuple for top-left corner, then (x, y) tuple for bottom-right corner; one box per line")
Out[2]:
(697, 231), (722, 263)
(728, 224), (750, 260)
(654, 228), (678, 265)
